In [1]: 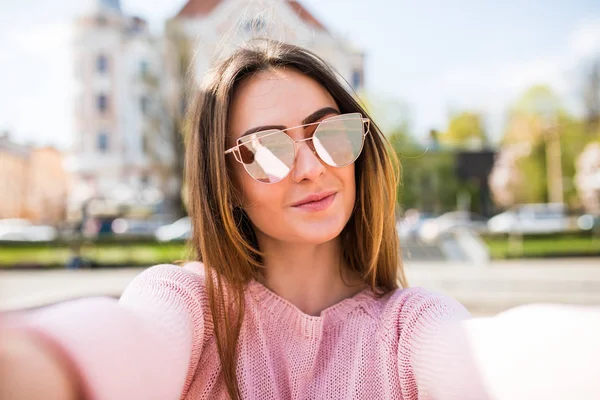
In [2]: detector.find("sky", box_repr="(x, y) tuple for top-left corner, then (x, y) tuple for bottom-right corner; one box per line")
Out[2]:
(0, 0), (599, 149)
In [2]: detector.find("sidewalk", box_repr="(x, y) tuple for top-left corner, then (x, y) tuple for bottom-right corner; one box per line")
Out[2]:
(2, 259), (600, 314)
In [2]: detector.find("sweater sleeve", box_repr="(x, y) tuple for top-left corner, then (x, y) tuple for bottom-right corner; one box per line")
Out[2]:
(396, 288), (475, 400)
(3, 263), (207, 400)
(400, 292), (600, 400)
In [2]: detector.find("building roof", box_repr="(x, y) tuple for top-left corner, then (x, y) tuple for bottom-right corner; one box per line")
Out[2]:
(176, 0), (327, 31)
(176, 0), (222, 17)
(286, 1), (327, 31)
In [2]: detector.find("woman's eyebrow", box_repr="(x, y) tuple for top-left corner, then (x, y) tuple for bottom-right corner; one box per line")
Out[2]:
(301, 107), (340, 125)
(240, 124), (286, 138)
(239, 107), (340, 138)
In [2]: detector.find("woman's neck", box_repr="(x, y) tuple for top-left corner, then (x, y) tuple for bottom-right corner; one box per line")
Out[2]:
(257, 236), (366, 316)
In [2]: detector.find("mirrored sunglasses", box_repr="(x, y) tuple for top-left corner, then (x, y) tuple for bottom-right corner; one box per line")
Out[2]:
(225, 113), (370, 183)
(224, 112), (370, 184)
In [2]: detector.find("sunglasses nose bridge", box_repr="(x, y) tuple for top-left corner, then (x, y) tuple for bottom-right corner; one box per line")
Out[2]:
(294, 136), (317, 155)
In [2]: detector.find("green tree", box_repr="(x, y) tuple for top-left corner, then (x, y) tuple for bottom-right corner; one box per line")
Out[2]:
(557, 115), (589, 207)
(388, 125), (419, 155)
(396, 150), (461, 213)
(497, 85), (592, 207)
(355, 92), (466, 212)
(503, 85), (562, 145)
(439, 111), (487, 150)
(497, 85), (562, 205)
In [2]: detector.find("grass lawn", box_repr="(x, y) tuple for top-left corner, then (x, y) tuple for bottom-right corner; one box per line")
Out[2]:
(1, 234), (598, 268)
(483, 234), (600, 259)
(0, 242), (191, 268)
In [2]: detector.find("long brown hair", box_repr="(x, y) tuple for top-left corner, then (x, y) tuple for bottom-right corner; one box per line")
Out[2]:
(184, 39), (407, 399)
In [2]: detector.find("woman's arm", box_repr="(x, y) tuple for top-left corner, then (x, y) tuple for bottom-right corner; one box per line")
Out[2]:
(0, 264), (207, 400)
(410, 301), (600, 399)
(0, 329), (80, 400)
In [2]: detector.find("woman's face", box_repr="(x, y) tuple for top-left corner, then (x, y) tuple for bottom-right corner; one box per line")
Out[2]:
(228, 68), (356, 246)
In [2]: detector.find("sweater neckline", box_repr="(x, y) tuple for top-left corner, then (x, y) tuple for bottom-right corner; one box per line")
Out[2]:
(246, 280), (375, 338)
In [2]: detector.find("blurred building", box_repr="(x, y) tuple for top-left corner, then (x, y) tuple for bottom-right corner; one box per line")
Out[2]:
(0, 134), (68, 224)
(68, 0), (169, 221)
(0, 135), (29, 220)
(173, 0), (365, 90)
(68, 0), (365, 219)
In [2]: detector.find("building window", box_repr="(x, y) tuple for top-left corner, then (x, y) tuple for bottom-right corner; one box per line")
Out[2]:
(142, 135), (150, 154)
(142, 133), (151, 155)
(97, 55), (108, 74)
(97, 132), (109, 153)
(140, 61), (149, 78)
(352, 70), (362, 90)
(140, 96), (149, 114)
(97, 94), (108, 113)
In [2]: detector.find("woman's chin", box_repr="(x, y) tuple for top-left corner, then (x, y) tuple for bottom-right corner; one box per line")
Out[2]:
(291, 220), (347, 244)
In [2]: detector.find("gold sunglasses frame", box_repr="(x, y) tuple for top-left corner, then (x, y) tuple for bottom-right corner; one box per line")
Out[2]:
(224, 113), (371, 183)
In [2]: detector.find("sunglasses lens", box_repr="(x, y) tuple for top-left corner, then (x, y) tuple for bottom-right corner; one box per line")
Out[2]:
(238, 131), (294, 183)
(313, 114), (365, 167)
(233, 114), (367, 183)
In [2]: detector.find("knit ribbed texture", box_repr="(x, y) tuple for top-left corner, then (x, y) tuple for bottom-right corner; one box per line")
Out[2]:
(8, 263), (472, 399)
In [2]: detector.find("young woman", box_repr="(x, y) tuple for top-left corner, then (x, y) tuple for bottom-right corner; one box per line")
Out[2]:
(1, 40), (599, 400)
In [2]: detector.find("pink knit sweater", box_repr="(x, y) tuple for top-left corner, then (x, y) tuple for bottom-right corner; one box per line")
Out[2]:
(9, 262), (473, 399)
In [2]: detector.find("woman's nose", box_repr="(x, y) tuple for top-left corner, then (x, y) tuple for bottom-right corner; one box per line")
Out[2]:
(291, 140), (326, 183)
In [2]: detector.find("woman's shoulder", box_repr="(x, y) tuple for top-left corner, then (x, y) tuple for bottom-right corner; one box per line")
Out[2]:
(375, 286), (471, 334)
(119, 261), (209, 311)
(388, 286), (469, 314)
(130, 261), (206, 287)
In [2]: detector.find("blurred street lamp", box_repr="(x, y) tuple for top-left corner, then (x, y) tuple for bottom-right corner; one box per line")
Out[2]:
(542, 115), (564, 204)
(533, 88), (564, 205)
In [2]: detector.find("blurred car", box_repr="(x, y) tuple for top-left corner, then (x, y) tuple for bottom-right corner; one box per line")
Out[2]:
(111, 218), (165, 238)
(577, 214), (600, 232)
(0, 218), (57, 241)
(418, 211), (488, 242)
(155, 217), (191, 242)
(488, 203), (569, 234)
(397, 210), (436, 239)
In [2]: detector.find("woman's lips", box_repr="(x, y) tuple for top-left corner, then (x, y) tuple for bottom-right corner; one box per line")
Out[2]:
(292, 193), (336, 211)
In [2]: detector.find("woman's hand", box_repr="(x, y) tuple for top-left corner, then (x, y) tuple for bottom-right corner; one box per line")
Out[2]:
(0, 329), (80, 400)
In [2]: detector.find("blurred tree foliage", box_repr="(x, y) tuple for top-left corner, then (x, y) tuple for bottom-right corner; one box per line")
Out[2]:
(558, 115), (589, 207)
(496, 85), (597, 208)
(514, 142), (548, 204)
(358, 71), (600, 213)
(357, 91), (493, 214)
(439, 111), (487, 150)
(396, 150), (461, 213)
